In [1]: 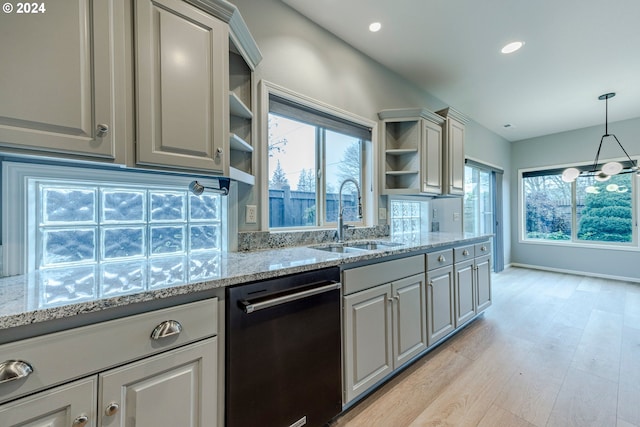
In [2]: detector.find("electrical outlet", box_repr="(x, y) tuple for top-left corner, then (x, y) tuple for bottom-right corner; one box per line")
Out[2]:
(246, 205), (257, 224)
(378, 207), (387, 220)
(453, 212), (461, 221)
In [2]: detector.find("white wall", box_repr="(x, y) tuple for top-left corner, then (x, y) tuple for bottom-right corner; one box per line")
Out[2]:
(511, 117), (640, 281)
(231, 0), (512, 264)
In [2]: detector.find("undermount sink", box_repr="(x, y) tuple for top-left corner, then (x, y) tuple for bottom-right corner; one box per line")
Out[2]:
(311, 245), (368, 254)
(347, 242), (404, 250)
(310, 241), (404, 253)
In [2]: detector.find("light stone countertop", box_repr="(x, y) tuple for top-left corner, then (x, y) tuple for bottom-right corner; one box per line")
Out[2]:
(0, 232), (490, 331)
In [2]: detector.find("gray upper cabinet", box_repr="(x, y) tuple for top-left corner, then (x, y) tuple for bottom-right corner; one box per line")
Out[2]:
(437, 107), (468, 196)
(0, 0), (127, 161)
(379, 108), (466, 196)
(135, 0), (262, 179)
(135, 0), (228, 172)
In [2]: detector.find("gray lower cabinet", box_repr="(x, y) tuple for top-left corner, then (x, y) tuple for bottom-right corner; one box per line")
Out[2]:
(342, 255), (426, 404)
(454, 258), (476, 327)
(392, 274), (428, 367)
(343, 284), (394, 404)
(343, 273), (427, 403)
(0, 339), (216, 427)
(0, 377), (97, 427)
(425, 265), (455, 346)
(0, 298), (220, 427)
(475, 254), (492, 312)
(99, 338), (217, 426)
(454, 241), (492, 328)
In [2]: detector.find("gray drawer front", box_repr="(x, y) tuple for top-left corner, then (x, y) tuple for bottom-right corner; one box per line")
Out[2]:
(475, 241), (491, 256)
(454, 245), (475, 263)
(426, 249), (453, 270)
(343, 255), (424, 294)
(0, 298), (217, 404)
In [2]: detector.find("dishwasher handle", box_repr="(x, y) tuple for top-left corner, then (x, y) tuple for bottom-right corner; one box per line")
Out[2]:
(241, 281), (341, 313)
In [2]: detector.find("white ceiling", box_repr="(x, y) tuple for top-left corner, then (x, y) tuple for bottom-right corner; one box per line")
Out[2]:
(282, 0), (640, 141)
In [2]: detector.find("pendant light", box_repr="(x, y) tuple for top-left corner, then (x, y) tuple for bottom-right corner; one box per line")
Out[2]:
(561, 93), (638, 184)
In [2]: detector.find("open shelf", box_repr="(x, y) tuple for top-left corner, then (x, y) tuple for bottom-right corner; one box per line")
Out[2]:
(229, 92), (253, 119)
(229, 133), (253, 152)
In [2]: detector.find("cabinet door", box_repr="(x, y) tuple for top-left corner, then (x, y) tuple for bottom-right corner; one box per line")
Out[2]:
(343, 285), (393, 403)
(0, 0), (122, 159)
(454, 259), (476, 327)
(421, 119), (443, 194)
(99, 338), (217, 427)
(135, 0), (228, 172)
(446, 117), (465, 195)
(0, 377), (97, 427)
(426, 265), (455, 346)
(391, 274), (427, 367)
(475, 255), (492, 312)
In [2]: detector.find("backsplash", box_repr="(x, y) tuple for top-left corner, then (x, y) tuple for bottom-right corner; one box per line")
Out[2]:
(237, 225), (389, 251)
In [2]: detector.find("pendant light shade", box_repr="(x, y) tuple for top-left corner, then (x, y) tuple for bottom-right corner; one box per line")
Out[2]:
(561, 93), (638, 185)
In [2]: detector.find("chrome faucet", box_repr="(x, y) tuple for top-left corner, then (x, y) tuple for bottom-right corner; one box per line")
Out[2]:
(337, 178), (363, 243)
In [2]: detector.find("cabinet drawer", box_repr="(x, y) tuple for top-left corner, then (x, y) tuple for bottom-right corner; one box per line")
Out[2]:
(0, 298), (218, 404)
(343, 255), (424, 295)
(454, 245), (474, 263)
(426, 249), (453, 270)
(475, 241), (491, 257)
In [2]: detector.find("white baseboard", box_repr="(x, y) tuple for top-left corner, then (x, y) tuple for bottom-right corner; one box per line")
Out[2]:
(510, 262), (640, 284)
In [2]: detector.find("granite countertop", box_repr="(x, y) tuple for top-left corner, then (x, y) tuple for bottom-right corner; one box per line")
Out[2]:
(0, 232), (490, 331)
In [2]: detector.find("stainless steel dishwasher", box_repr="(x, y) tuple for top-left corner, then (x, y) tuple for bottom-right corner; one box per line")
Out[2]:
(226, 267), (342, 427)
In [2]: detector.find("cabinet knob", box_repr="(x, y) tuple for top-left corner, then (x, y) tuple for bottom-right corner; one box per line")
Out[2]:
(96, 124), (109, 137)
(105, 402), (120, 416)
(480, 246), (487, 252)
(462, 250), (469, 256)
(73, 415), (89, 426)
(215, 147), (223, 157)
(438, 255), (446, 263)
(151, 320), (183, 340)
(0, 360), (33, 384)
(393, 295), (400, 302)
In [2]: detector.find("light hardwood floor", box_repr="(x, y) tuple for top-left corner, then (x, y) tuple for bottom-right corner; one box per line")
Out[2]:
(331, 267), (640, 427)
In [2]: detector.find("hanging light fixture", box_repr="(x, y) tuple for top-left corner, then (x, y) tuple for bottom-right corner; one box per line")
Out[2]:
(561, 93), (639, 186)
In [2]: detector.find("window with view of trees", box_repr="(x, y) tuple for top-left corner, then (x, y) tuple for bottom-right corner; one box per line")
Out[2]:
(267, 94), (370, 229)
(522, 168), (635, 244)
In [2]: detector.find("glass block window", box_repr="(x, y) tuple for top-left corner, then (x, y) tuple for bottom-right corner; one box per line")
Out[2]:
(390, 200), (421, 244)
(35, 182), (222, 269)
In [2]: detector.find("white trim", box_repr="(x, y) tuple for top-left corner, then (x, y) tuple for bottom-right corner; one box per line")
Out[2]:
(465, 155), (504, 173)
(2, 161), (226, 276)
(258, 80), (378, 230)
(511, 262), (640, 284)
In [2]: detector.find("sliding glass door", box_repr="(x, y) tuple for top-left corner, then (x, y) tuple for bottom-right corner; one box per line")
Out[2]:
(464, 162), (504, 272)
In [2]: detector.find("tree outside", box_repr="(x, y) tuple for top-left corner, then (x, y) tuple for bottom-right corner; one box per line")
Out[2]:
(523, 174), (571, 240)
(577, 174), (632, 242)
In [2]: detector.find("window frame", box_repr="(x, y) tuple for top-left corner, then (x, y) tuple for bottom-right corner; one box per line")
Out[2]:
(260, 81), (377, 231)
(519, 161), (639, 249)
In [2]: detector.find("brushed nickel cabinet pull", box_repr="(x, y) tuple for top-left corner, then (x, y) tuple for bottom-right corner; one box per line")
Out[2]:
(150, 320), (182, 340)
(0, 360), (33, 384)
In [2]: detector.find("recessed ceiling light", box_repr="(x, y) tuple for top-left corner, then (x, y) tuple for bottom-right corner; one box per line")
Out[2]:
(369, 22), (382, 32)
(501, 41), (525, 54)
